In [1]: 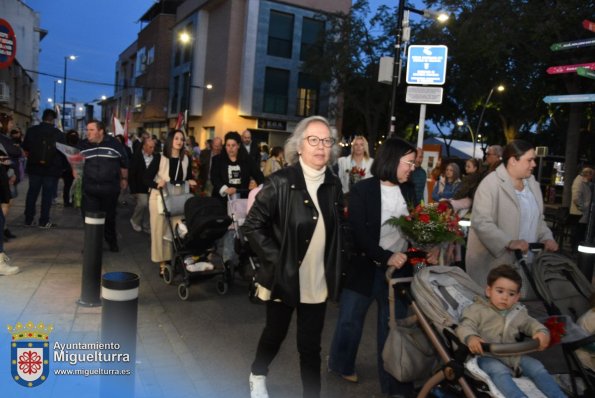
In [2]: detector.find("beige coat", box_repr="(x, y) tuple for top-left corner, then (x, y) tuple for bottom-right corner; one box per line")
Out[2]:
(466, 164), (553, 286)
(149, 155), (189, 263)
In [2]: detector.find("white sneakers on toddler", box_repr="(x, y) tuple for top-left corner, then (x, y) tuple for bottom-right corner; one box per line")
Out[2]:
(249, 373), (268, 398)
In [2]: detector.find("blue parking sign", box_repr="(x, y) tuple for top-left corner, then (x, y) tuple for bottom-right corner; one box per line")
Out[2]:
(406, 45), (448, 85)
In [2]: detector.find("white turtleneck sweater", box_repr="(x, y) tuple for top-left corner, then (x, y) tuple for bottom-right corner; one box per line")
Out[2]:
(255, 159), (328, 303)
(298, 158), (328, 304)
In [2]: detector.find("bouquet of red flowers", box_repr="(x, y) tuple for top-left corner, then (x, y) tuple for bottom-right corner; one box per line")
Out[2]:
(386, 201), (465, 247)
(348, 166), (366, 187)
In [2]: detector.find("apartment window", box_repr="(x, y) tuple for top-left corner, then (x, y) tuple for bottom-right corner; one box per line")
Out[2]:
(296, 73), (319, 117)
(267, 11), (294, 58)
(183, 24), (193, 64)
(180, 72), (190, 111)
(300, 17), (325, 61)
(170, 76), (179, 114)
(136, 47), (146, 76)
(147, 47), (155, 65)
(174, 42), (181, 66)
(263, 68), (289, 114)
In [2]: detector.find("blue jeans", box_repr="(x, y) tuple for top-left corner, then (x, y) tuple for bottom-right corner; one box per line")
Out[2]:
(478, 356), (566, 398)
(24, 174), (58, 225)
(328, 267), (412, 395)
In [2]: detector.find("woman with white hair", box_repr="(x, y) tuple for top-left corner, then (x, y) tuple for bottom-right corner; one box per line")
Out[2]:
(337, 135), (374, 195)
(242, 115), (344, 398)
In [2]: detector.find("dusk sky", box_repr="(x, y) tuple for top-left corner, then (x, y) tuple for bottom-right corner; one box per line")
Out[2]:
(25, 0), (425, 110)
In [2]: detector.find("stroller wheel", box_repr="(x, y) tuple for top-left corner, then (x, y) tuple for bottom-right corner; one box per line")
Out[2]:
(178, 283), (190, 301)
(216, 280), (229, 295)
(163, 264), (174, 285)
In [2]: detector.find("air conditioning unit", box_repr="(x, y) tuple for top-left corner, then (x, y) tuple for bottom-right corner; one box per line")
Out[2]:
(536, 146), (548, 157)
(0, 82), (9, 103)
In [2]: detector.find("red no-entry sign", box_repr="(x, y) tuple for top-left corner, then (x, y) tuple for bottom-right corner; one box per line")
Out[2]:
(0, 18), (17, 69)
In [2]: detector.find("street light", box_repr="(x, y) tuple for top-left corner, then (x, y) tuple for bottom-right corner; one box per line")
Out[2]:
(47, 98), (53, 104)
(62, 55), (76, 129)
(475, 85), (505, 145)
(53, 79), (62, 105)
(388, 1), (449, 136)
(457, 120), (476, 158)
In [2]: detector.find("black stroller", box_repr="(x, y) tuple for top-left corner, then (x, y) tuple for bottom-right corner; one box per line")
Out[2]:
(514, 246), (595, 396)
(160, 193), (233, 301)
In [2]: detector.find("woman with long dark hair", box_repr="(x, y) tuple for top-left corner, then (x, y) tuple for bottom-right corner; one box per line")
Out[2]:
(147, 129), (196, 276)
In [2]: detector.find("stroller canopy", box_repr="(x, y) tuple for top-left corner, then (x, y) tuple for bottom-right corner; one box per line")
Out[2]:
(412, 266), (485, 329)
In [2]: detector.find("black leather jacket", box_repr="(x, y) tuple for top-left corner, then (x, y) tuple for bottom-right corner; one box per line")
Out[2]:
(241, 162), (344, 307)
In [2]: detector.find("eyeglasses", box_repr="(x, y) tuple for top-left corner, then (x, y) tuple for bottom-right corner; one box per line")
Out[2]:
(400, 159), (416, 169)
(305, 136), (335, 148)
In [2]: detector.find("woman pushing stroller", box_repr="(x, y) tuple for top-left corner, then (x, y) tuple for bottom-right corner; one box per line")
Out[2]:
(466, 140), (558, 287)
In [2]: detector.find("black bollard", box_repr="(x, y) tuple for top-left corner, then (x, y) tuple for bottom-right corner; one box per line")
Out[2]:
(77, 211), (105, 307)
(100, 272), (139, 397)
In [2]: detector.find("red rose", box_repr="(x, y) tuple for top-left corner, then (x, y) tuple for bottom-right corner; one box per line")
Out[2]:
(419, 213), (430, 223)
(437, 201), (450, 213)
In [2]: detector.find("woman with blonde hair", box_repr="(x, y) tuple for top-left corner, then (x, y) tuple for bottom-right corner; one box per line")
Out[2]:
(432, 162), (461, 201)
(337, 135), (374, 195)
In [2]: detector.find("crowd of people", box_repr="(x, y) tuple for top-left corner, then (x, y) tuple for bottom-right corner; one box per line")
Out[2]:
(1, 110), (593, 398)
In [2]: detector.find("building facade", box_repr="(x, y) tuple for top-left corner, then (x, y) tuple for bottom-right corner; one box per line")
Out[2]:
(111, 0), (181, 138)
(0, 0), (46, 129)
(169, 0), (350, 147)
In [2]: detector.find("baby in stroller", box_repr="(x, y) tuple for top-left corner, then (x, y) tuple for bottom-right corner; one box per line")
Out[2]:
(456, 265), (566, 398)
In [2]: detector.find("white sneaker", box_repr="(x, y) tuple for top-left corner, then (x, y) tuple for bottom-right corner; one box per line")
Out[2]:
(0, 252), (10, 263)
(0, 259), (20, 276)
(130, 219), (142, 232)
(249, 373), (269, 398)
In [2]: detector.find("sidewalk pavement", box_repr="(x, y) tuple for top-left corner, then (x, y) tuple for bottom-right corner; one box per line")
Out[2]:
(0, 183), (384, 398)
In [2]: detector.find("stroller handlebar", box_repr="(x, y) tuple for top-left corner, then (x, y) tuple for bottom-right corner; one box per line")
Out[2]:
(513, 242), (545, 260)
(481, 339), (540, 356)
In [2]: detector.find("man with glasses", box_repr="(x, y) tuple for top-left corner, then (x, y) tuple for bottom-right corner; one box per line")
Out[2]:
(484, 145), (503, 173)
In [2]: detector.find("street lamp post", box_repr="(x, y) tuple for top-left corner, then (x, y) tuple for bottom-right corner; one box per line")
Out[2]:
(457, 120), (476, 158)
(62, 55), (76, 129)
(475, 85), (505, 145)
(53, 79), (62, 106)
(388, 3), (449, 137)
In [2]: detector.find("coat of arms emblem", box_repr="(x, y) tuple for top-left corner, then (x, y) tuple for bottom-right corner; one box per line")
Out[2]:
(7, 321), (53, 387)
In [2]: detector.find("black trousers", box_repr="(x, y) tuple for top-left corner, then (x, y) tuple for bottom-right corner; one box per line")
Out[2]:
(82, 191), (119, 244)
(252, 300), (327, 398)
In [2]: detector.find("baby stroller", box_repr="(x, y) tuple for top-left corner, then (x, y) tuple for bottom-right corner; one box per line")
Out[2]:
(227, 194), (261, 303)
(514, 247), (595, 396)
(160, 193), (232, 301)
(387, 265), (560, 398)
